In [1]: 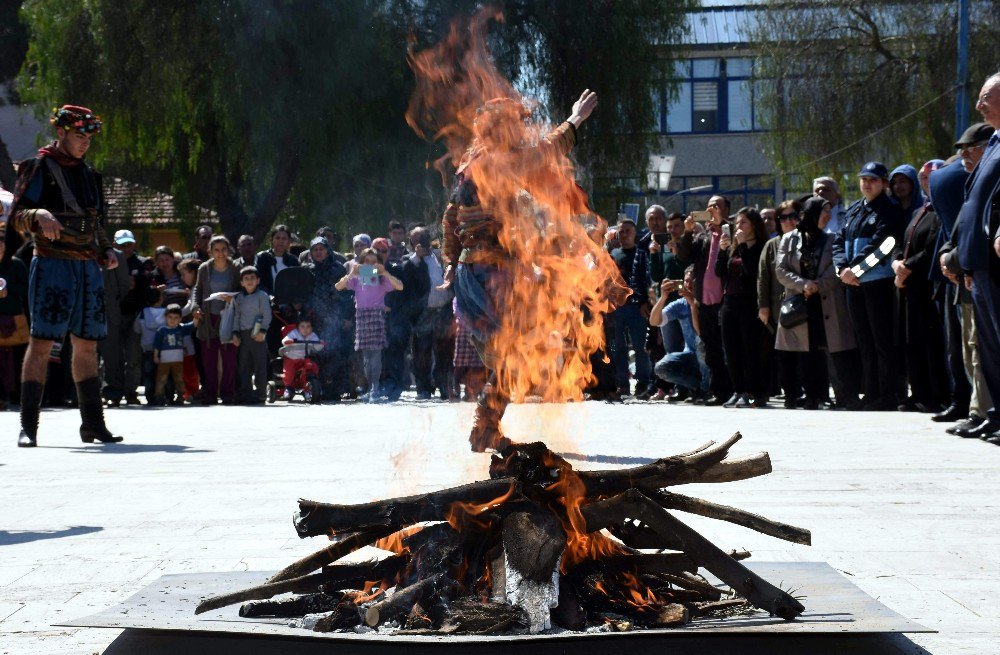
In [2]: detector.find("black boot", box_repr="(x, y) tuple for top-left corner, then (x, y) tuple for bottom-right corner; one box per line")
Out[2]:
(76, 377), (124, 444)
(18, 381), (43, 447)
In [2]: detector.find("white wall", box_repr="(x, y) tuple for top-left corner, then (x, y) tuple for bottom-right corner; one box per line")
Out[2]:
(0, 104), (48, 161)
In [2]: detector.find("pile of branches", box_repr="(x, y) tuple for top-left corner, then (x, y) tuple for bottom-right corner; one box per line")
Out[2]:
(195, 434), (809, 634)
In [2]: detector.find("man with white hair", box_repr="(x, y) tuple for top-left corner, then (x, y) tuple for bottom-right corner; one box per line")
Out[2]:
(812, 176), (843, 235)
(954, 73), (1000, 444)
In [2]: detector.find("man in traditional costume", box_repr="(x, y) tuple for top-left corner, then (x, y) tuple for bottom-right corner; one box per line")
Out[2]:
(5, 105), (124, 447)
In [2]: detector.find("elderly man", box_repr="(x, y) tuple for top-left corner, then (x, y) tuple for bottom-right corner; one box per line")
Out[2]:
(931, 124), (994, 431)
(953, 74), (1000, 444)
(813, 177), (844, 235)
(4, 105), (123, 447)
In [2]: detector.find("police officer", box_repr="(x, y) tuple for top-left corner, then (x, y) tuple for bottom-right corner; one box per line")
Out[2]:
(832, 162), (906, 411)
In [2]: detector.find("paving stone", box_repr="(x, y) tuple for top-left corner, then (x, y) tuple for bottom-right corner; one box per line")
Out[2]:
(0, 398), (997, 654)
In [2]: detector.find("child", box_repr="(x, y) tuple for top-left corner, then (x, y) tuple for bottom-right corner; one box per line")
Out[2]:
(281, 316), (322, 400)
(178, 258), (201, 402)
(334, 248), (403, 402)
(231, 266), (272, 404)
(133, 290), (166, 403)
(152, 304), (197, 405)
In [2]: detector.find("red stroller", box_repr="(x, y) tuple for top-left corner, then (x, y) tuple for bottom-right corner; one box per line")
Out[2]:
(265, 267), (324, 404)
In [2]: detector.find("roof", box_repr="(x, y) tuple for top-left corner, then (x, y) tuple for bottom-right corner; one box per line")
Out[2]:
(103, 177), (216, 227)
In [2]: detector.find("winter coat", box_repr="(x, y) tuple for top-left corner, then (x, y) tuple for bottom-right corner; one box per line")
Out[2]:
(775, 230), (856, 354)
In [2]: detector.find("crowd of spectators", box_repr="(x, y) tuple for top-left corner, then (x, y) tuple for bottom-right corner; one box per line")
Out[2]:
(589, 82), (1000, 445)
(1, 76), (998, 447)
(0, 218), (485, 408)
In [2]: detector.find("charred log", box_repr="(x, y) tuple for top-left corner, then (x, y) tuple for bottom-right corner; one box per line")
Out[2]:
(294, 479), (518, 538)
(580, 489), (805, 621)
(364, 574), (457, 628)
(239, 592), (343, 618)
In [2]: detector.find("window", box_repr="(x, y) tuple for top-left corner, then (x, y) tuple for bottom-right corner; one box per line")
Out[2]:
(665, 82), (692, 133)
(727, 80), (752, 131)
(664, 56), (763, 134)
(692, 82), (718, 132)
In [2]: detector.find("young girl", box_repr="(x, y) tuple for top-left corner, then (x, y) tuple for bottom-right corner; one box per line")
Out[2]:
(335, 248), (403, 402)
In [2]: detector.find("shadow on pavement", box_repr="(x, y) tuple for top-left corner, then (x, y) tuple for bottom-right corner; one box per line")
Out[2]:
(0, 525), (103, 546)
(43, 444), (214, 455)
(101, 630), (934, 655)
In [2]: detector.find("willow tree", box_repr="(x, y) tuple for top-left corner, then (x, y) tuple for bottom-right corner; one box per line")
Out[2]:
(16, 0), (692, 238)
(748, 0), (1000, 184)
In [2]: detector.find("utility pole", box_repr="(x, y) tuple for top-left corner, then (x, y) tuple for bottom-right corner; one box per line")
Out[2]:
(955, 0), (970, 141)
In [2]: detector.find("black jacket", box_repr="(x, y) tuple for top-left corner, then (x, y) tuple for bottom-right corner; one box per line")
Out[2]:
(254, 249), (300, 295)
(895, 206), (940, 284)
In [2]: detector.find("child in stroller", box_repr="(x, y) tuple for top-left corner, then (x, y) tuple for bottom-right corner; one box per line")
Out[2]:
(267, 315), (324, 403)
(266, 267), (323, 403)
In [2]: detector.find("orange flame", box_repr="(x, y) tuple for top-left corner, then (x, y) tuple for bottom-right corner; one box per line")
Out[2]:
(374, 524), (425, 555)
(407, 6), (626, 405)
(538, 450), (626, 570)
(445, 482), (516, 532)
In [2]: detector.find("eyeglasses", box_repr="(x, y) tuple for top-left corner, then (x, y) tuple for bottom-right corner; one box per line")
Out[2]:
(779, 213), (799, 221)
(961, 143), (987, 154)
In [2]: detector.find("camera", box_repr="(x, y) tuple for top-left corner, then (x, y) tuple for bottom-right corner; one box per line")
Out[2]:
(653, 233), (670, 246)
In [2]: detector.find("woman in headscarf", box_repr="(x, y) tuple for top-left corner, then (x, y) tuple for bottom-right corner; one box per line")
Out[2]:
(758, 199), (801, 407)
(889, 164), (925, 223)
(776, 197), (857, 409)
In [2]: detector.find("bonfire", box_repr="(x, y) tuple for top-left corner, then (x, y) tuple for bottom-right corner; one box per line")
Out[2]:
(193, 8), (810, 635)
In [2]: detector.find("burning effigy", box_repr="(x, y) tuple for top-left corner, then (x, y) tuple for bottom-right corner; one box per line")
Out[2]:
(194, 7), (810, 635)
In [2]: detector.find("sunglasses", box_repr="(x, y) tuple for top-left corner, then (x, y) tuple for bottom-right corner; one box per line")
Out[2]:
(779, 213), (799, 221)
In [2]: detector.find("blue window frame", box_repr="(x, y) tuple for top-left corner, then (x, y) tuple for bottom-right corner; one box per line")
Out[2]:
(662, 57), (760, 135)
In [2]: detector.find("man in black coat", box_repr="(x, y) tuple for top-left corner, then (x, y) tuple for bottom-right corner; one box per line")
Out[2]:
(892, 160), (948, 412)
(381, 239), (430, 400)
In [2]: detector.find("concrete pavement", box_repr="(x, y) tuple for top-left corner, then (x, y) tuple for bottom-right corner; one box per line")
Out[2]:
(0, 398), (997, 654)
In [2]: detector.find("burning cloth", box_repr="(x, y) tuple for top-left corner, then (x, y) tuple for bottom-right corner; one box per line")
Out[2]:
(407, 10), (626, 452)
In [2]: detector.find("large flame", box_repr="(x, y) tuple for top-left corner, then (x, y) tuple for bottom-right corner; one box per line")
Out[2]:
(407, 6), (626, 404)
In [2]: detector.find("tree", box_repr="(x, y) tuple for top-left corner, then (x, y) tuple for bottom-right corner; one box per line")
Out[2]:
(17, 0), (435, 242)
(0, 0), (29, 190)
(748, 0), (1000, 185)
(413, 0), (694, 216)
(16, 0), (691, 239)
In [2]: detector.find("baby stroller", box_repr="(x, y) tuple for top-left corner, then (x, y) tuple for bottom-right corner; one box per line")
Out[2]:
(265, 267), (324, 404)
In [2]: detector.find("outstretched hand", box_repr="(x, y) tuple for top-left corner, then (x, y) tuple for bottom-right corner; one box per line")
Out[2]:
(568, 89), (598, 128)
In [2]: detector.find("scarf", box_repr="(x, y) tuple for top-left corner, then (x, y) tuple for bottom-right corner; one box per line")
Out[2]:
(37, 141), (85, 168)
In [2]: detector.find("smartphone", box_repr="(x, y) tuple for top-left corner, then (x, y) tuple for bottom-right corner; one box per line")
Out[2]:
(721, 224), (732, 239)
(359, 264), (378, 285)
(653, 233), (670, 246)
(689, 210), (711, 223)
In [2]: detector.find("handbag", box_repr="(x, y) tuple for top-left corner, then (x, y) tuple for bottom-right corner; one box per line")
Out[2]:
(779, 294), (809, 329)
(0, 314), (29, 347)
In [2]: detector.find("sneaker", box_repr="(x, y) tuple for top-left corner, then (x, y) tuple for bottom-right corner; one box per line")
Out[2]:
(124, 394), (142, 406)
(734, 394), (752, 408)
(635, 389), (653, 401)
(722, 393), (741, 408)
(282, 388), (293, 401)
(652, 389), (668, 401)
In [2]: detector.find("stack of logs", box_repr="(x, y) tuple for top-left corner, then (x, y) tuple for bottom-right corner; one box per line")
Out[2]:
(195, 434), (810, 634)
